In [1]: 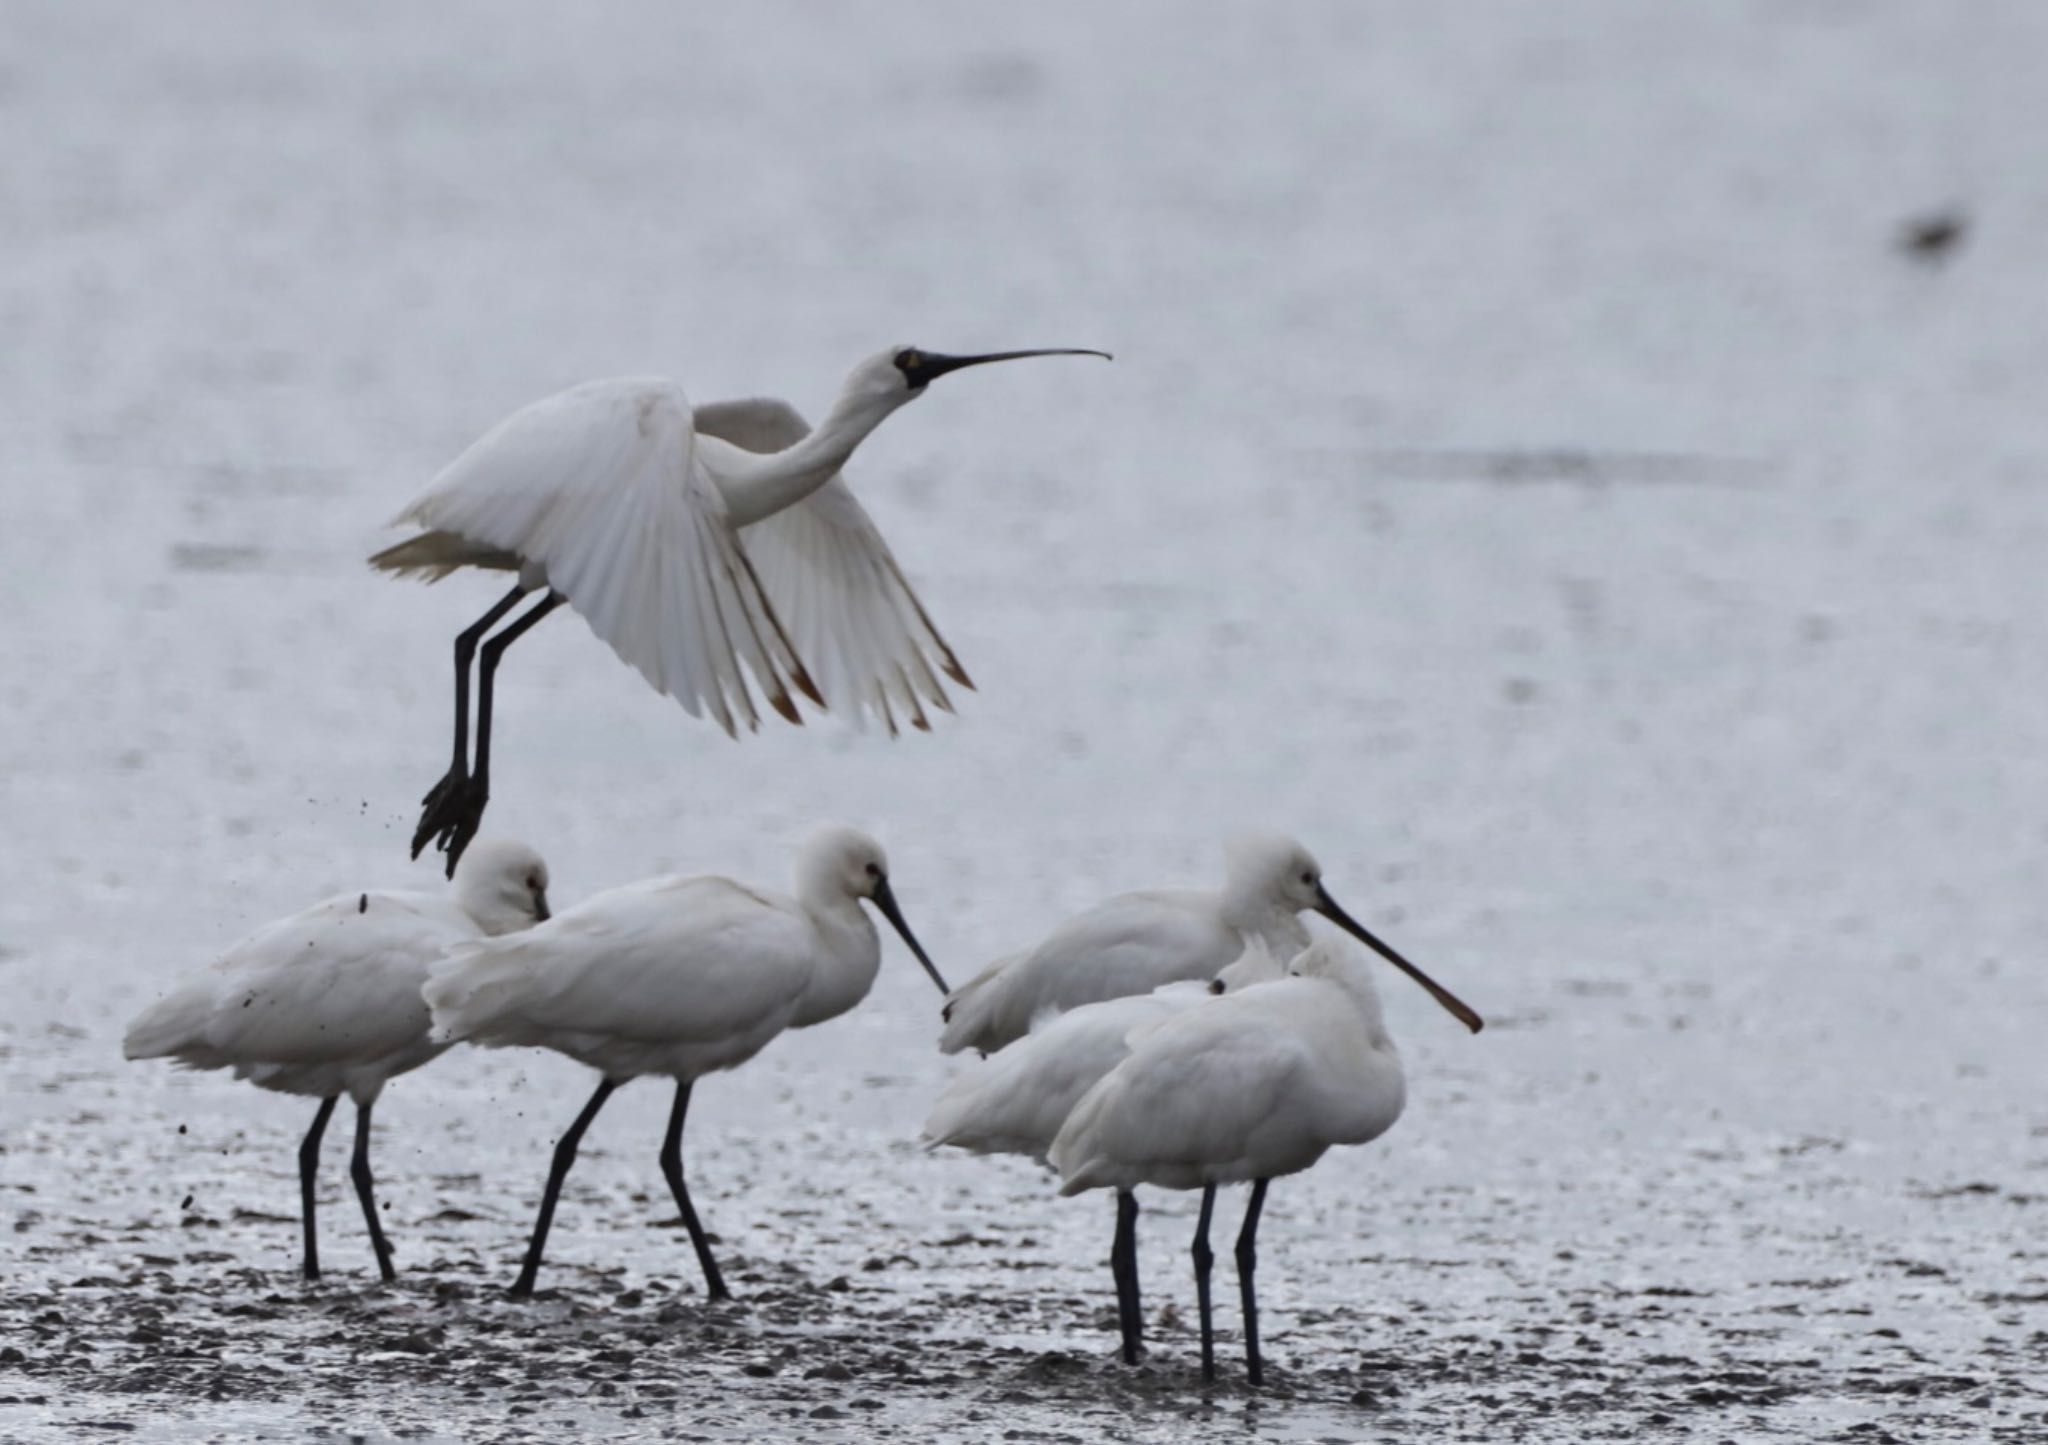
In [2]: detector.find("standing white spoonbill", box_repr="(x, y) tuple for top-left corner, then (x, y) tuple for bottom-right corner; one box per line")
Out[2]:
(372, 345), (1109, 874)
(122, 838), (552, 1282)
(1049, 934), (1482, 1385)
(422, 826), (949, 1300)
(939, 833), (1478, 1055)
(924, 941), (1289, 1362)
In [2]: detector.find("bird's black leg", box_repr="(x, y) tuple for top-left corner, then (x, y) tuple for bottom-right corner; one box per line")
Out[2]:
(412, 583), (531, 863)
(298, 1096), (339, 1281)
(1192, 1183), (1217, 1382)
(658, 1080), (730, 1301)
(349, 1100), (397, 1283)
(1111, 1189), (1142, 1364)
(511, 1077), (617, 1300)
(422, 588), (564, 876)
(1235, 1178), (1269, 1386)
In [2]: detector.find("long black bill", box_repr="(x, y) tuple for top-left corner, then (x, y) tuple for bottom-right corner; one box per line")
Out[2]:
(1314, 884), (1484, 1034)
(913, 348), (1112, 384)
(871, 877), (951, 995)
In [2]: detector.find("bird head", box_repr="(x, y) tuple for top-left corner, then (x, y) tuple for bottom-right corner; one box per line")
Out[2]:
(452, 837), (552, 935)
(799, 825), (951, 996)
(1223, 832), (1483, 1034)
(1223, 831), (1329, 916)
(840, 344), (1112, 414)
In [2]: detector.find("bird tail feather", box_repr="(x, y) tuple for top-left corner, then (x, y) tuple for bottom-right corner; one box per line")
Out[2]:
(368, 530), (521, 582)
(122, 983), (220, 1063)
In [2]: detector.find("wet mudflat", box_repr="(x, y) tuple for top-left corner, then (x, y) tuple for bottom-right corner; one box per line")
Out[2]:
(5, 1), (2048, 1440)
(4, 1002), (2043, 1442)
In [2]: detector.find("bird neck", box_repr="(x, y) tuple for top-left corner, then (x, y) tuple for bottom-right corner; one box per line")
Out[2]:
(1220, 892), (1310, 953)
(1287, 972), (1403, 1140)
(1338, 971), (1395, 1054)
(719, 391), (901, 528)
(789, 899), (882, 1029)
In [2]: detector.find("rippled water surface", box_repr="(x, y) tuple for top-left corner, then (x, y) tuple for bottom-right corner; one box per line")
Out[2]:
(4, 2), (2046, 1440)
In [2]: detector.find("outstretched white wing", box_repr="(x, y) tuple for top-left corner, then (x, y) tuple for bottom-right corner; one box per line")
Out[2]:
(386, 379), (818, 736)
(695, 397), (971, 735)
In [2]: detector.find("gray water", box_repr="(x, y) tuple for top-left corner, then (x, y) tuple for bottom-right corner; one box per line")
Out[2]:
(3, 2), (2045, 1440)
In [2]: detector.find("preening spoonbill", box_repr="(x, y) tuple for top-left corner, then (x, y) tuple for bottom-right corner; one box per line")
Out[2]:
(939, 833), (1479, 1055)
(122, 839), (551, 1281)
(1049, 935), (1482, 1384)
(923, 943), (1288, 1363)
(422, 826), (949, 1300)
(371, 345), (1109, 873)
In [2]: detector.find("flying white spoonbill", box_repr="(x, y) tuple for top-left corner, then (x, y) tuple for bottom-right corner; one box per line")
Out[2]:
(924, 941), (1290, 1362)
(372, 344), (1109, 873)
(939, 833), (1480, 1055)
(1049, 934), (1482, 1384)
(122, 838), (551, 1281)
(423, 826), (949, 1300)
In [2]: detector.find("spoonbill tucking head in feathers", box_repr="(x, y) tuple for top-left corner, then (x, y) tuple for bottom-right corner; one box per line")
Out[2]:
(371, 344), (1110, 874)
(422, 825), (949, 1301)
(923, 937), (1291, 1363)
(122, 838), (551, 1283)
(1048, 933), (1482, 1385)
(937, 832), (1480, 1056)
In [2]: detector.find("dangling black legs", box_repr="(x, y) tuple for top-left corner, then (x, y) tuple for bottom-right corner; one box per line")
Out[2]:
(449, 586), (531, 772)
(349, 1101), (397, 1283)
(469, 590), (562, 820)
(1111, 1189), (1143, 1364)
(412, 584), (528, 863)
(658, 1081), (730, 1301)
(510, 1077), (618, 1299)
(413, 586), (563, 875)
(1235, 1179), (1269, 1385)
(1191, 1183), (1217, 1382)
(298, 1096), (339, 1281)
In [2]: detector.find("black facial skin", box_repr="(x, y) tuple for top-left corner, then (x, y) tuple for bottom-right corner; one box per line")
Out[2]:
(894, 348), (933, 387)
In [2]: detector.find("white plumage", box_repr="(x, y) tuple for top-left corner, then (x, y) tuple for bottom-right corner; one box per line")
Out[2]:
(693, 397), (968, 731)
(384, 380), (811, 735)
(373, 344), (1107, 875)
(939, 833), (1446, 1056)
(923, 942), (1289, 1166)
(424, 825), (950, 1300)
(922, 939), (1293, 1369)
(1049, 939), (1410, 1197)
(1046, 935), (1481, 1384)
(924, 989), (1201, 1165)
(122, 837), (551, 1281)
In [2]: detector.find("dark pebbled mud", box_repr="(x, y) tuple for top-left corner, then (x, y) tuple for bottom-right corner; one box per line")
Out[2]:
(4, 1019), (2044, 1442)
